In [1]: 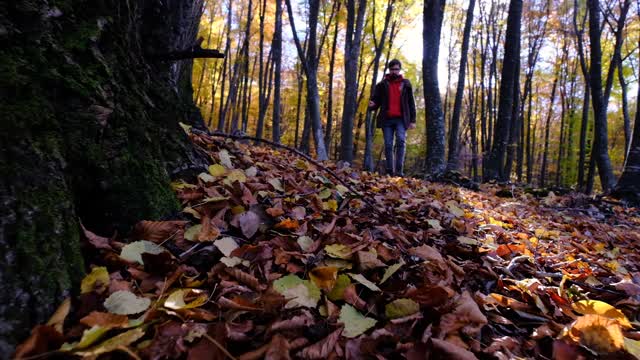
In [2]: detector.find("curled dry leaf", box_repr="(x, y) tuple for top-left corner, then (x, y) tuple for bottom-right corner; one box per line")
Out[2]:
(297, 328), (342, 359)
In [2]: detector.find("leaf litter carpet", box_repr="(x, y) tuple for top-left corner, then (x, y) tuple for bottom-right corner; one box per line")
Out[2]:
(16, 130), (640, 359)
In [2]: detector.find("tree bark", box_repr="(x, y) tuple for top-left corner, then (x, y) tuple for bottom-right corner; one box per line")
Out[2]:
(272, 0), (283, 143)
(286, 0), (328, 160)
(423, 0), (447, 176)
(574, 0), (590, 191)
(614, 49), (640, 204)
(446, 0), (476, 171)
(587, 0), (616, 192)
(340, 0), (367, 163)
(324, 3), (341, 147)
(484, 0), (522, 181)
(218, 0), (233, 131)
(0, 0), (207, 352)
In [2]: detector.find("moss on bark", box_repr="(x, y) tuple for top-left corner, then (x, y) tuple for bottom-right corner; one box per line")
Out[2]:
(1, 0), (206, 353)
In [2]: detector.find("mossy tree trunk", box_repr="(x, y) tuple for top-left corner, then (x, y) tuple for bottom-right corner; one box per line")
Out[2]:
(0, 0), (207, 352)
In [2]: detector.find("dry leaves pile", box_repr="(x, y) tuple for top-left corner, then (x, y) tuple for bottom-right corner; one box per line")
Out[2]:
(15, 130), (640, 359)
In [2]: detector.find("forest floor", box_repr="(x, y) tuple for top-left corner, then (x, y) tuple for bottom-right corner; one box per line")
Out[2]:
(15, 128), (640, 360)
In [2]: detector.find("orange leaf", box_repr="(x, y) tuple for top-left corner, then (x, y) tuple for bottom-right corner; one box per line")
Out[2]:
(275, 218), (299, 231)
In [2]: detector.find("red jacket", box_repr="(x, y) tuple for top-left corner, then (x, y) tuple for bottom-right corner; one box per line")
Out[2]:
(386, 74), (403, 118)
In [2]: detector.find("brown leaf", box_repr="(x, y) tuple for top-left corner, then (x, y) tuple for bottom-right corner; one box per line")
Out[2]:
(431, 338), (478, 360)
(438, 291), (487, 340)
(13, 325), (64, 359)
(343, 284), (367, 311)
(269, 312), (315, 333)
(356, 251), (385, 271)
(80, 222), (113, 250)
(218, 295), (261, 311)
(407, 285), (454, 307)
(132, 220), (187, 243)
(297, 328), (342, 359)
(225, 267), (265, 291)
(80, 311), (129, 328)
(266, 207), (285, 217)
(266, 334), (291, 360)
(409, 244), (445, 263)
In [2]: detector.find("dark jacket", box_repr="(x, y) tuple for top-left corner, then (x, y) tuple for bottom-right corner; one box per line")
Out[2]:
(368, 76), (417, 129)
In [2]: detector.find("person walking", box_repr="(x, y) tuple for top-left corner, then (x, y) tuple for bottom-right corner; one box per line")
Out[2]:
(368, 59), (417, 176)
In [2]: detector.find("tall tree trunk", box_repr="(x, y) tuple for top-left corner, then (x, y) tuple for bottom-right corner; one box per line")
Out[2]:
(504, 40), (521, 180)
(574, 0), (590, 191)
(1, 0), (207, 352)
(587, 0), (616, 192)
(340, 0), (367, 163)
(218, 0), (233, 131)
(617, 60), (631, 162)
(446, 0), (476, 171)
(470, 45), (480, 181)
(294, 64), (304, 148)
(484, 0), (522, 181)
(540, 75), (558, 188)
(255, 0), (267, 139)
(525, 85), (536, 184)
(243, 56), (258, 133)
(614, 43), (640, 204)
(325, 3), (341, 146)
(423, 0), (447, 176)
(272, 0), (283, 143)
(286, 0), (328, 160)
(240, 0), (254, 133)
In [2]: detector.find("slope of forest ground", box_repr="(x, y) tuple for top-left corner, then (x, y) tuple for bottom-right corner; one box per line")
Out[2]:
(14, 129), (640, 360)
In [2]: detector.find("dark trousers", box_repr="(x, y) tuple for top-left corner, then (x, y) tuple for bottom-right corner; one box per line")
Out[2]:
(382, 118), (407, 176)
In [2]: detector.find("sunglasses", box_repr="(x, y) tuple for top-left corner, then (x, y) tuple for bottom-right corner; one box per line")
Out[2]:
(389, 68), (401, 71)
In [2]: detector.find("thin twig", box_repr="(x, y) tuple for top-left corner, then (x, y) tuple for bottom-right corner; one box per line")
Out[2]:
(203, 333), (238, 360)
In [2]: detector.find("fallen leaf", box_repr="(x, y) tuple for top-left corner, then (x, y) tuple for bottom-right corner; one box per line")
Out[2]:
(81, 266), (110, 294)
(339, 304), (377, 338)
(348, 273), (381, 292)
(380, 261), (404, 284)
(103, 290), (151, 315)
(214, 237), (239, 257)
(297, 328), (342, 359)
(164, 289), (209, 310)
(327, 274), (351, 301)
(571, 299), (632, 328)
(120, 240), (165, 265)
(324, 244), (353, 260)
(219, 149), (233, 168)
(385, 298), (420, 319)
(239, 211), (260, 238)
(309, 266), (338, 292)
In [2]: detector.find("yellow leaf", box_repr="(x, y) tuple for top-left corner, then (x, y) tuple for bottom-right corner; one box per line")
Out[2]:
(564, 314), (625, 353)
(572, 300), (631, 328)
(323, 199), (338, 212)
(75, 328), (145, 357)
(324, 244), (352, 260)
(164, 289), (208, 310)
(309, 266), (338, 292)
(224, 169), (246, 185)
(294, 159), (308, 170)
(81, 267), (110, 294)
(208, 164), (226, 177)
